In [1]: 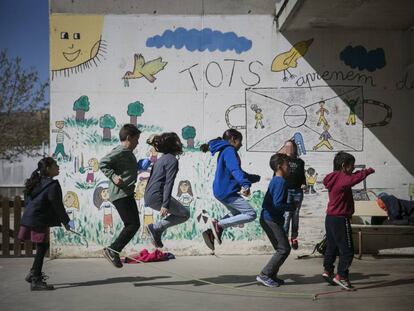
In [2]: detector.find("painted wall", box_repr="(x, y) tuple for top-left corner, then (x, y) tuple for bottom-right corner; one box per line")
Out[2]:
(50, 14), (414, 257)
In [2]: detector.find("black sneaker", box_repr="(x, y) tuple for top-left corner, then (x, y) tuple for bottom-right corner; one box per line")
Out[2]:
(270, 276), (285, 285)
(202, 229), (215, 251)
(210, 219), (223, 245)
(147, 224), (164, 248)
(31, 276), (54, 291)
(322, 271), (336, 285)
(103, 247), (123, 268)
(333, 274), (355, 291)
(25, 269), (48, 283)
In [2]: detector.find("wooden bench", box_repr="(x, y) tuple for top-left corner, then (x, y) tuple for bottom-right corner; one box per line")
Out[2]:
(351, 200), (414, 258)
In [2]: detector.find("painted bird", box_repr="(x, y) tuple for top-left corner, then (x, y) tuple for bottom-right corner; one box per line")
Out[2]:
(271, 38), (314, 81)
(123, 54), (167, 84)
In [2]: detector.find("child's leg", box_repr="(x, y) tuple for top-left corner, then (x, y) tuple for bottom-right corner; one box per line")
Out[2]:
(336, 217), (354, 279)
(323, 216), (339, 273)
(259, 216), (291, 277)
(32, 242), (49, 277)
(218, 196), (257, 229)
(290, 190), (304, 240)
(110, 196), (140, 252)
(152, 198), (190, 233)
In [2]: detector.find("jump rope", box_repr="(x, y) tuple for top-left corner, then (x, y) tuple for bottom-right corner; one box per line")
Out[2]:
(64, 228), (368, 301)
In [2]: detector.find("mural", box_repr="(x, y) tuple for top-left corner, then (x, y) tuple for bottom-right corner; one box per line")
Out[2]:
(339, 45), (386, 72)
(123, 54), (167, 86)
(49, 14), (404, 256)
(50, 15), (106, 79)
(271, 38), (313, 81)
(146, 27), (252, 54)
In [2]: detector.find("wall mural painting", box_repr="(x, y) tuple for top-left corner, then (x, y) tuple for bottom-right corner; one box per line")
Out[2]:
(271, 38), (313, 81)
(51, 15), (106, 79)
(339, 45), (386, 72)
(122, 54), (167, 86)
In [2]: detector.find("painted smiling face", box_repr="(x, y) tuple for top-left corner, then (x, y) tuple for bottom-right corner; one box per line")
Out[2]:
(50, 14), (105, 78)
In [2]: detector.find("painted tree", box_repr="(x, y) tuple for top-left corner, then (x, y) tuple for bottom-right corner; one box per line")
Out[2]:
(99, 114), (116, 141)
(182, 125), (196, 148)
(73, 95), (90, 121)
(127, 101), (144, 125)
(0, 50), (49, 160)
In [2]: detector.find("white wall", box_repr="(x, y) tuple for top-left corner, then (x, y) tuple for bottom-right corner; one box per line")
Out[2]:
(49, 13), (414, 257)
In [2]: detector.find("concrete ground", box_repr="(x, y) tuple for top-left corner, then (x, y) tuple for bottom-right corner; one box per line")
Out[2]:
(1, 253), (414, 311)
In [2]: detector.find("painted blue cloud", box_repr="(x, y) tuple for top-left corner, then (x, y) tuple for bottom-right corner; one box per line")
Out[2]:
(339, 45), (386, 72)
(146, 27), (252, 54)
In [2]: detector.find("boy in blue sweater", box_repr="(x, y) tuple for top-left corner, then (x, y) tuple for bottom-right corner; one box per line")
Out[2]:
(257, 153), (295, 288)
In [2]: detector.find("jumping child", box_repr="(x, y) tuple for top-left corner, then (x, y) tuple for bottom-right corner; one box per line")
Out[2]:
(200, 129), (260, 250)
(100, 124), (141, 268)
(18, 157), (71, 291)
(279, 139), (306, 250)
(144, 132), (190, 248)
(256, 153), (295, 288)
(322, 151), (375, 290)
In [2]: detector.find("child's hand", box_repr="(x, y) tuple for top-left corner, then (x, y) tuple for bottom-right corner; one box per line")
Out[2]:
(112, 175), (124, 185)
(241, 187), (251, 197)
(64, 223), (71, 231)
(160, 207), (169, 217)
(367, 167), (375, 174)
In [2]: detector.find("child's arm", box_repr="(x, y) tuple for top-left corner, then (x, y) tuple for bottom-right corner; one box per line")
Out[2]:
(271, 179), (295, 212)
(48, 182), (71, 226)
(344, 168), (375, 188)
(222, 148), (251, 189)
(245, 173), (261, 183)
(100, 149), (121, 184)
(162, 157), (179, 209)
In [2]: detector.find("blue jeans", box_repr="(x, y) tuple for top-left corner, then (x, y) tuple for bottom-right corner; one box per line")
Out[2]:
(150, 198), (190, 233)
(283, 189), (303, 239)
(218, 196), (257, 229)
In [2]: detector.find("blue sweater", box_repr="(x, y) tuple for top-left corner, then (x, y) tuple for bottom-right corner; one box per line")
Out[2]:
(209, 139), (260, 202)
(262, 176), (295, 223)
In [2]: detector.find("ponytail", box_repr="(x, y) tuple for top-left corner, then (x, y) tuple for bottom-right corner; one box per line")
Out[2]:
(200, 143), (210, 153)
(24, 157), (56, 195)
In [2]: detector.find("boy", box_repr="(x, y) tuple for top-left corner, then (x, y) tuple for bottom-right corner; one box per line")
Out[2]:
(100, 124), (141, 268)
(322, 151), (375, 290)
(257, 153), (295, 288)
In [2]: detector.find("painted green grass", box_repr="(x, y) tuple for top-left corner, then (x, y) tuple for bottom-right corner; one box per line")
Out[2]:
(74, 179), (101, 190)
(83, 130), (119, 146)
(137, 124), (163, 133)
(64, 117), (99, 128)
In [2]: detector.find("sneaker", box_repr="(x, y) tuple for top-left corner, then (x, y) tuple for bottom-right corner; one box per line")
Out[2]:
(256, 274), (280, 288)
(25, 270), (48, 283)
(291, 238), (298, 250)
(31, 276), (54, 291)
(103, 247), (123, 268)
(322, 271), (336, 285)
(270, 276), (285, 285)
(146, 224), (164, 248)
(210, 219), (223, 245)
(333, 274), (354, 290)
(202, 229), (215, 251)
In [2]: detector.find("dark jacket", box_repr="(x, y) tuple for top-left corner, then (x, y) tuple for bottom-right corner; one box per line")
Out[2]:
(21, 177), (70, 227)
(323, 168), (374, 217)
(209, 139), (260, 201)
(285, 157), (306, 190)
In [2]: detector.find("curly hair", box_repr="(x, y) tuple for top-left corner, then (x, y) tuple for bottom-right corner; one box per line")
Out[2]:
(147, 132), (183, 155)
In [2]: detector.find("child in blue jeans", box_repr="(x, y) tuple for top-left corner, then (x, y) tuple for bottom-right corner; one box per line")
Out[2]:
(257, 153), (295, 288)
(200, 129), (260, 251)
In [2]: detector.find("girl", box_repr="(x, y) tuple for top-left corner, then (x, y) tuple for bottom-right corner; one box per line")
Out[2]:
(144, 132), (190, 248)
(63, 191), (80, 230)
(200, 129), (260, 251)
(279, 139), (306, 250)
(18, 157), (70, 291)
(85, 158), (99, 183)
(177, 180), (194, 207)
(322, 151), (375, 290)
(93, 182), (115, 234)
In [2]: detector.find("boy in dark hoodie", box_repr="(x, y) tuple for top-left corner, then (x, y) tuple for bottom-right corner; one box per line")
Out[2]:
(322, 151), (375, 290)
(200, 129), (260, 250)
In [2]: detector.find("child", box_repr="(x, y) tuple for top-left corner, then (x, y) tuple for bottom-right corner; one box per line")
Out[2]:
(279, 140), (306, 250)
(144, 132), (190, 248)
(256, 153), (294, 288)
(200, 129), (260, 250)
(18, 157), (71, 291)
(322, 151), (375, 290)
(100, 124), (141, 268)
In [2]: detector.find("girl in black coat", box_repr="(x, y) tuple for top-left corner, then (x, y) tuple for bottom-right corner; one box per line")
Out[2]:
(18, 157), (70, 291)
